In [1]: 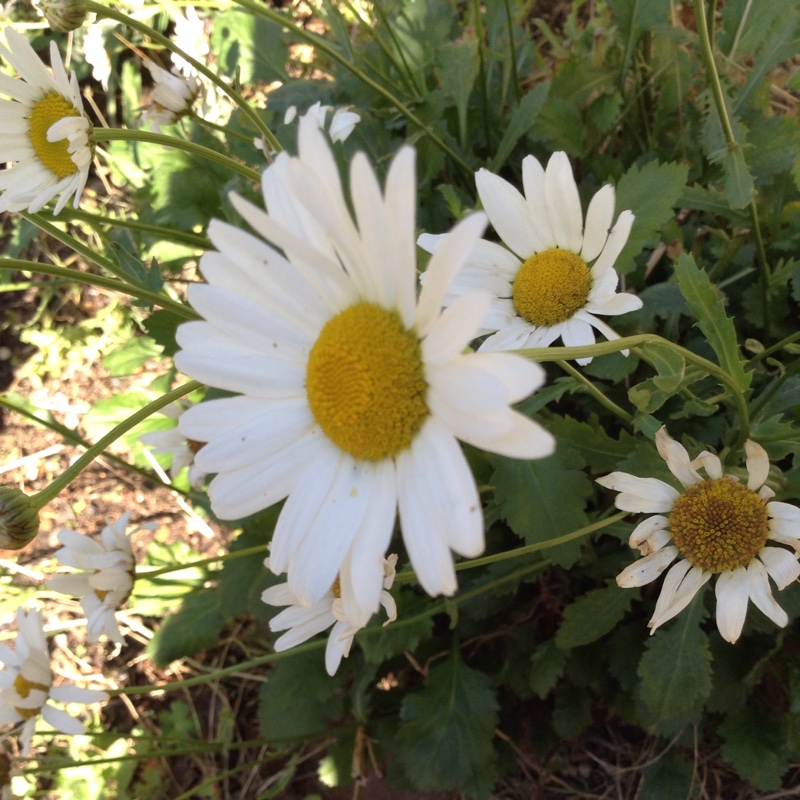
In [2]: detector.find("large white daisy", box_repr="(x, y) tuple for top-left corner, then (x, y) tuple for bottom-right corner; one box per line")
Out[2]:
(175, 115), (555, 627)
(0, 29), (92, 214)
(419, 152), (642, 364)
(597, 428), (800, 643)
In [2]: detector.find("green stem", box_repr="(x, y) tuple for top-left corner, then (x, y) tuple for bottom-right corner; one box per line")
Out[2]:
(555, 360), (634, 424)
(84, 0), (281, 153)
(749, 200), (771, 341)
(93, 128), (261, 184)
(0, 258), (198, 320)
(32, 381), (202, 508)
(502, 0), (521, 104)
(137, 544), (266, 579)
(44, 207), (211, 251)
(752, 331), (800, 363)
(230, 0), (471, 174)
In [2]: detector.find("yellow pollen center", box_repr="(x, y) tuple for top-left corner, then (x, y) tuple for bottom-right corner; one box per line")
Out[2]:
(332, 576), (341, 599)
(512, 248), (591, 327)
(29, 92), (79, 179)
(306, 302), (429, 461)
(669, 477), (770, 573)
(13, 673), (48, 719)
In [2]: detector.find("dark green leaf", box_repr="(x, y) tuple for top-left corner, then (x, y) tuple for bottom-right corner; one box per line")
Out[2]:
(552, 686), (592, 740)
(143, 310), (183, 358)
(359, 593), (433, 664)
(103, 337), (162, 377)
(544, 415), (637, 473)
(637, 594), (712, 734)
(490, 83), (549, 172)
(436, 37), (479, 148)
(674, 253), (751, 392)
(212, 10), (288, 85)
(395, 651), (497, 792)
(556, 581), (640, 649)
(529, 640), (567, 699)
(639, 750), (699, 800)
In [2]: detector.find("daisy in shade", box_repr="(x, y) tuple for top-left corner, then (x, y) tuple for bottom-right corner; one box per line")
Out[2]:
(140, 58), (201, 133)
(263, 554), (398, 675)
(597, 428), (800, 643)
(418, 152), (642, 364)
(0, 608), (107, 753)
(48, 511), (150, 644)
(0, 29), (93, 214)
(175, 114), (554, 628)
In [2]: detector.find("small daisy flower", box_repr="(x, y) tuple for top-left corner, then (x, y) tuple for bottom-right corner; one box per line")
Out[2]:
(171, 5), (209, 78)
(263, 554), (398, 675)
(140, 58), (201, 132)
(48, 512), (147, 644)
(0, 29), (93, 214)
(418, 152), (642, 364)
(140, 402), (207, 491)
(175, 115), (554, 628)
(0, 608), (107, 753)
(597, 428), (800, 643)
(284, 101), (360, 143)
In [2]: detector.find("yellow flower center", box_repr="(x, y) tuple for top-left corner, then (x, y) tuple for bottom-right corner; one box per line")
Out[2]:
(669, 477), (770, 573)
(512, 248), (591, 327)
(13, 673), (48, 720)
(29, 92), (80, 179)
(332, 576), (341, 599)
(306, 302), (428, 461)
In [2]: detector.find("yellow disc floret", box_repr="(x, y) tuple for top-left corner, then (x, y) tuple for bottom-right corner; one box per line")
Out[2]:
(669, 477), (770, 573)
(512, 248), (591, 327)
(306, 302), (428, 461)
(28, 92), (79, 179)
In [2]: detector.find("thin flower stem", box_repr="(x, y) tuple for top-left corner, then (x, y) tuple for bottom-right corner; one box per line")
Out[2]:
(1, 258), (198, 320)
(502, 0), (522, 104)
(32, 381), (203, 508)
(84, 0), (282, 153)
(93, 128), (262, 183)
(47, 207), (211, 251)
(229, 0), (471, 174)
(752, 331), (800, 362)
(555, 360), (635, 424)
(137, 544), (267, 579)
(515, 334), (751, 437)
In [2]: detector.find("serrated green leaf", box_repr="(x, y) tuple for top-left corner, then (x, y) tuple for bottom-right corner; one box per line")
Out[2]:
(556, 581), (639, 649)
(637, 594), (712, 734)
(148, 589), (225, 666)
(608, 0), (670, 81)
(614, 160), (689, 272)
(529, 640), (567, 699)
(544, 415), (637, 473)
(721, 147), (754, 209)
(639, 750), (698, 800)
(143, 310), (183, 358)
(492, 445), (592, 568)
(677, 186), (749, 224)
(359, 593), (433, 664)
(395, 651), (497, 792)
(674, 253), (751, 392)
(259, 649), (344, 741)
(639, 342), (685, 392)
(436, 37), (479, 149)
(490, 83), (549, 171)
(102, 337), (163, 376)
(750, 415), (800, 461)
(719, 706), (789, 790)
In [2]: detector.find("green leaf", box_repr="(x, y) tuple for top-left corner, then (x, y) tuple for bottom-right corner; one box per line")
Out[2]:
(103, 337), (162, 376)
(614, 160), (689, 272)
(638, 342), (685, 392)
(211, 10), (288, 85)
(489, 83), (549, 172)
(529, 640), (567, 699)
(639, 750), (698, 800)
(674, 253), (752, 392)
(637, 594), (712, 734)
(148, 589), (225, 666)
(677, 186), (749, 225)
(143, 310), (183, 358)
(720, 147), (755, 209)
(719, 705), (789, 790)
(608, 0), (670, 80)
(750, 415), (800, 461)
(556, 581), (640, 649)
(395, 651), (497, 793)
(435, 36), (479, 149)
(492, 444), (593, 568)
(544, 415), (637, 473)
(258, 649), (344, 741)
(552, 686), (592, 740)
(359, 593), (433, 664)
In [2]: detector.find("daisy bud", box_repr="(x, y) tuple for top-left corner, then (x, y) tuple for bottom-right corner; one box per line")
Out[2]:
(38, 0), (88, 31)
(0, 487), (40, 550)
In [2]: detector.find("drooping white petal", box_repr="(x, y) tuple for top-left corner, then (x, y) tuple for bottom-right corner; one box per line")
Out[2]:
(648, 562), (710, 633)
(715, 567), (750, 643)
(744, 439), (770, 491)
(656, 427), (703, 487)
(747, 558), (789, 628)
(596, 473), (679, 513)
(629, 514), (671, 552)
(616, 545), (679, 588)
(758, 546), (800, 590)
(691, 450), (723, 479)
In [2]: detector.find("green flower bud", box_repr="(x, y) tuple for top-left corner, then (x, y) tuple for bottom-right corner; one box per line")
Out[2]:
(38, 0), (87, 32)
(0, 487), (40, 550)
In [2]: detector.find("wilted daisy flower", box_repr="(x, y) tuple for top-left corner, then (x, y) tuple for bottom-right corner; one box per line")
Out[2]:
(140, 58), (201, 132)
(0, 608), (107, 753)
(418, 152), (642, 364)
(263, 554), (398, 675)
(597, 428), (800, 643)
(175, 115), (554, 626)
(37, 0), (87, 33)
(48, 511), (147, 644)
(140, 401), (207, 490)
(0, 29), (93, 214)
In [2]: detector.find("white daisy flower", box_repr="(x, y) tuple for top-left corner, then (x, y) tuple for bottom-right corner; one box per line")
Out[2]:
(140, 402), (207, 491)
(283, 101), (360, 143)
(82, 24), (112, 92)
(597, 428), (800, 643)
(0, 608), (107, 753)
(0, 29), (93, 214)
(418, 152), (642, 364)
(171, 5), (209, 78)
(48, 511), (146, 644)
(175, 115), (554, 627)
(140, 58), (200, 133)
(263, 554), (398, 675)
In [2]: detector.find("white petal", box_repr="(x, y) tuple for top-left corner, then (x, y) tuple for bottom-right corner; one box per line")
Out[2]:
(596, 473), (679, 513)
(521, 155), (556, 251)
(324, 621), (353, 675)
(691, 450), (723, 479)
(544, 152), (583, 253)
(422, 291), (492, 363)
(648, 562), (710, 633)
(590, 209), (634, 275)
(758, 546), (800, 590)
(748, 558), (789, 628)
(616, 546), (679, 588)
(715, 567), (751, 643)
(476, 168), (538, 258)
(744, 439), (769, 491)
(767, 501), (800, 522)
(580, 185), (615, 263)
(629, 515), (670, 552)
(656, 427), (702, 487)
